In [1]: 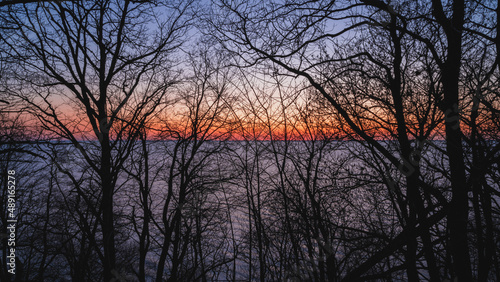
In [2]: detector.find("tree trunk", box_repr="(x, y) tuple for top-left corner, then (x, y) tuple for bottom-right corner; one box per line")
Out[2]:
(101, 132), (116, 282)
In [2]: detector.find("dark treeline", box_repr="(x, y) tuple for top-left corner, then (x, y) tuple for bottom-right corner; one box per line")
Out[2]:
(1, 0), (499, 281)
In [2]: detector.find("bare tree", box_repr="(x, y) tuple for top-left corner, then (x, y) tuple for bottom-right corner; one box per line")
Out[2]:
(209, 0), (499, 280)
(1, 0), (193, 279)
(153, 46), (237, 281)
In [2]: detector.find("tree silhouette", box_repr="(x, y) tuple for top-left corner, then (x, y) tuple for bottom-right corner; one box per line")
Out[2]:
(210, 0), (499, 280)
(1, 0), (193, 279)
